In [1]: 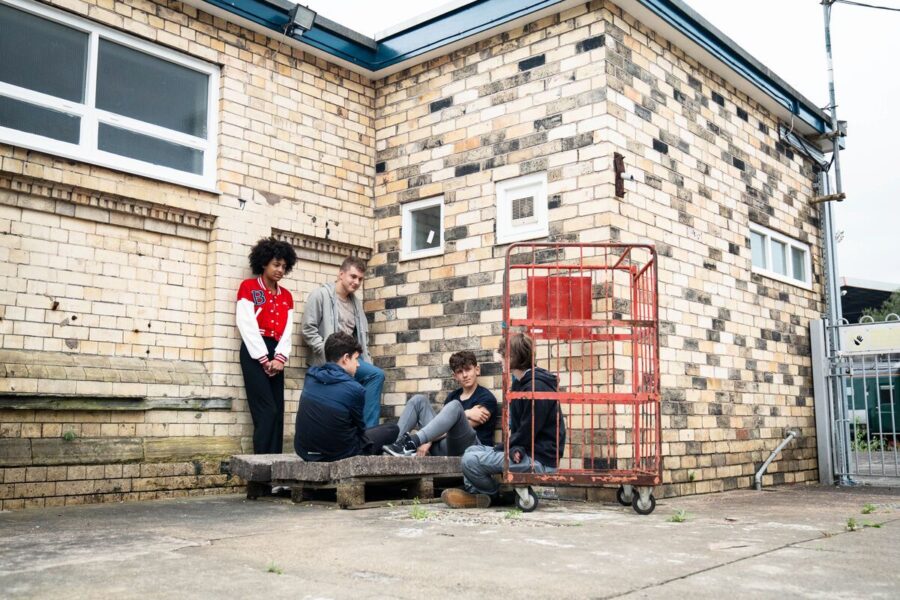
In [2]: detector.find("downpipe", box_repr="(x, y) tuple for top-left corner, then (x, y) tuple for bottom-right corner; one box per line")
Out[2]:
(755, 430), (799, 491)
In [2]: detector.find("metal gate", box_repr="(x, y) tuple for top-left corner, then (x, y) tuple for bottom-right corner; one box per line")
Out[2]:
(813, 317), (900, 485)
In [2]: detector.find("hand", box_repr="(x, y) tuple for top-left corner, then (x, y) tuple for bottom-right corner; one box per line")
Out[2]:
(465, 406), (490, 426)
(416, 441), (432, 457)
(266, 361), (284, 377)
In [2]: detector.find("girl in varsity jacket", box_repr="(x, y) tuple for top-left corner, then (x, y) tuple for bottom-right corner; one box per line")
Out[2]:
(236, 237), (298, 454)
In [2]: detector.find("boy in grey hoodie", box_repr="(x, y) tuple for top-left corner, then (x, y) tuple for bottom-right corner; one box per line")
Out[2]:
(300, 256), (384, 427)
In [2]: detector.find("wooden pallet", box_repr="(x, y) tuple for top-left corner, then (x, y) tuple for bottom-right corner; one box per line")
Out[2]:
(231, 454), (463, 509)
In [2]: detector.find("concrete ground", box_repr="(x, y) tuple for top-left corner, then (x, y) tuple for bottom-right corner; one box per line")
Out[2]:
(1, 484), (898, 599)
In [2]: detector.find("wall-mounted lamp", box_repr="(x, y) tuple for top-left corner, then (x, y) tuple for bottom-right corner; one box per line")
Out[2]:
(288, 4), (317, 36)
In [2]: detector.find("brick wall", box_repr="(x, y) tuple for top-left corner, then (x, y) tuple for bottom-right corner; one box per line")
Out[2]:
(368, 0), (822, 496)
(0, 0), (374, 509)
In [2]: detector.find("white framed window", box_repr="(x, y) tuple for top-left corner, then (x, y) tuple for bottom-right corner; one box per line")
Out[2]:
(401, 196), (444, 261)
(749, 223), (812, 289)
(495, 172), (548, 245)
(0, 0), (219, 191)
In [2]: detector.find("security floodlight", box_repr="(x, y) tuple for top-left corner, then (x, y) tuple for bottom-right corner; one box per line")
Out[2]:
(288, 4), (316, 35)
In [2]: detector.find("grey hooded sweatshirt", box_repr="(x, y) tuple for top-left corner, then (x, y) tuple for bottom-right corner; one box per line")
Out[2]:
(300, 282), (371, 366)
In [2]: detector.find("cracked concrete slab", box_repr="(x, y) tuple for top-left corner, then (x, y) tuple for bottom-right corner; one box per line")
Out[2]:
(1, 484), (897, 599)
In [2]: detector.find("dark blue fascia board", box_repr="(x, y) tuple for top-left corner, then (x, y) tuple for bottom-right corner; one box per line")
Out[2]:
(204, 0), (829, 135)
(637, 0), (829, 135)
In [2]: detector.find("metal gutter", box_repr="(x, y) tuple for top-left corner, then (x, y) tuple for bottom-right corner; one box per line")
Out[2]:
(191, 0), (832, 144)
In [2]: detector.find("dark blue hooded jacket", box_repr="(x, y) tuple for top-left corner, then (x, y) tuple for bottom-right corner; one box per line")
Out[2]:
(294, 363), (366, 461)
(507, 367), (566, 468)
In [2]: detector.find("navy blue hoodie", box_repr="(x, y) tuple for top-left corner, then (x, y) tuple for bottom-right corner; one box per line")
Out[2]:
(508, 367), (566, 468)
(294, 363), (366, 462)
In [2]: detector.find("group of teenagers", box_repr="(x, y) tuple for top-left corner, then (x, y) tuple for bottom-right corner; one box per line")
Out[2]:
(236, 237), (566, 509)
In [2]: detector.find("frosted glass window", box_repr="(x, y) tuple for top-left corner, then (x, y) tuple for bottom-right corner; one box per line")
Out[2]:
(771, 240), (787, 275)
(99, 124), (203, 174)
(97, 40), (208, 137)
(401, 196), (444, 260)
(0, 3), (88, 102)
(750, 231), (766, 268)
(0, 95), (79, 143)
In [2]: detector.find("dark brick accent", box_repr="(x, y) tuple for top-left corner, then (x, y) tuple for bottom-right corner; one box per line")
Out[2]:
(732, 157), (745, 171)
(575, 34), (604, 53)
(408, 318), (431, 330)
(518, 54), (546, 71)
(444, 226), (468, 242)
(548, 195), (562, 209)
(673, 89), (686, 104)
(454, 163), (480, 177)
(711, 91), (724, 106)
(758, 122), (769, 135)
(561, 133), (594, 151)
(534, 114), (563, 131)
(385, 297), (407, 310)
(736, 107), (748, 121)
(430, 97), (453, 113)
(443, 301), (465, 315)
(397, 330), (419, 344)
(652, 139), (668, 154)
(728, 242), (740, 255)
(687, 75), (702, 90)
(373, 356), (395, 369)
(375, 162), (385, 174)
(634, 104), (652, 121)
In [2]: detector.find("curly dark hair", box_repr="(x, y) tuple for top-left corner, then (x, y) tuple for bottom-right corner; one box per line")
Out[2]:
(248, 237), (297, 275)
(449, 350), (478, 373)
(325, 332), (363, 363)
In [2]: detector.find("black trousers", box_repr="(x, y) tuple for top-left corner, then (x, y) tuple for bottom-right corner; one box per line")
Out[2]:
(361, 423), (400, 456)
(240, 338), (284, 454)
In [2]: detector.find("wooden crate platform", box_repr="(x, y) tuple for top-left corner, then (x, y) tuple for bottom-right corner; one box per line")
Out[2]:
(230, 454), (463, 509)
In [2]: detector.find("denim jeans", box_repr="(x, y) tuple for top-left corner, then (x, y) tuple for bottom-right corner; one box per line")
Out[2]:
(461, 444), (555, 496)
(354, 358), (384, 428)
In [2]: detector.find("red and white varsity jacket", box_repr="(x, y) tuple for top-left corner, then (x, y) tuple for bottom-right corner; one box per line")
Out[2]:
(235, 277), (294, 366)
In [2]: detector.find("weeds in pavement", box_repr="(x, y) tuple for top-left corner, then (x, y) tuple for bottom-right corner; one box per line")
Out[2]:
(409, 498), (428, 520)
(846, 518), (858, 532)
(668, 509), (688, 523)
(505, 508), (522, 519)
(861, 503), (876, 515)
(267, 562), (283, 575)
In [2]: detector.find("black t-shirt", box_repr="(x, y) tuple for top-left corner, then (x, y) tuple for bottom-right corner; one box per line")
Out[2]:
(444, 385), (498, 446)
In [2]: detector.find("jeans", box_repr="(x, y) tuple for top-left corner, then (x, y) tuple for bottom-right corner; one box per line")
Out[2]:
(396, 394), (477, 456)
(461, 444), (555, 496)
(354, 358), (385, 428)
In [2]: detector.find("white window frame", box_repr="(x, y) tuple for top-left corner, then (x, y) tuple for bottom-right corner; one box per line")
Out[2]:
(401, 195), (444, 261)
(749, 223), (812, 289)
(495, 172), (549, 245)
(0, 0), (219, 191)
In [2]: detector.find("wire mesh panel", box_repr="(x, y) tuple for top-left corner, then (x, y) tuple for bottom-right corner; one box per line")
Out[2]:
(502, 243), (661, 487)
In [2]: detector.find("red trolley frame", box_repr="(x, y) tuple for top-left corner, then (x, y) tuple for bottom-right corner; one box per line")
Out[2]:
(501, 243), (662, 514)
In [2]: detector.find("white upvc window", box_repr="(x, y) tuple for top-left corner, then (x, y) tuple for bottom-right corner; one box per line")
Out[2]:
(495, 172), (548, 245)
(0, 0), (219, 191)
(749, 223), (812, 289)
(401, 196), (444, 261)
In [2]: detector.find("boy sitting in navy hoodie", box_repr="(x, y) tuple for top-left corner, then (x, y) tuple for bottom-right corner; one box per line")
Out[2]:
(294, 332), (398, 461)
(442, 332), (566, 508)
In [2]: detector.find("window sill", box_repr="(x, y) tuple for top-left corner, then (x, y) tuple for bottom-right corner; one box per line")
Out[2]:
(751, 268), (813, 291)
(399, 247), (444, 262)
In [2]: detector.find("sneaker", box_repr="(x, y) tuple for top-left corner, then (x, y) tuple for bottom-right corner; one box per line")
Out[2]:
(441, 488), (491, 509)
(383, 432), (417, 457)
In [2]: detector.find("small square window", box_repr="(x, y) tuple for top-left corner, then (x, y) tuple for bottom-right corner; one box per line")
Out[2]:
(401, 196), (444, 261)
(496, 173), (548, 245)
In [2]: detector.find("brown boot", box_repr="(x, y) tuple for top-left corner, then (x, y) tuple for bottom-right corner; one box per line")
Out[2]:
(441, 488), (491, 509)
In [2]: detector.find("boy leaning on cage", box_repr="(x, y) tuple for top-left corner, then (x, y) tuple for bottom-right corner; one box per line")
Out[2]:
(441, 332), (566, 509)
(382, 350), (498, 457)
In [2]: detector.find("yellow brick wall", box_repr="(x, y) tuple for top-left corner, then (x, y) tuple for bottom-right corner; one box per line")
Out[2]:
(368, 0), (822, 496)
(0, 0), (375, 509)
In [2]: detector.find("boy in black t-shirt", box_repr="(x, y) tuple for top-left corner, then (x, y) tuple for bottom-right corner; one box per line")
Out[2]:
(384, 351), (497, 457)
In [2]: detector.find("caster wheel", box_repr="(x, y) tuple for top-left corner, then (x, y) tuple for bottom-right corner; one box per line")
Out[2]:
(515, 486), (539, 513)
(632, 493), (656, 515)
(616, 486), (632, 506)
